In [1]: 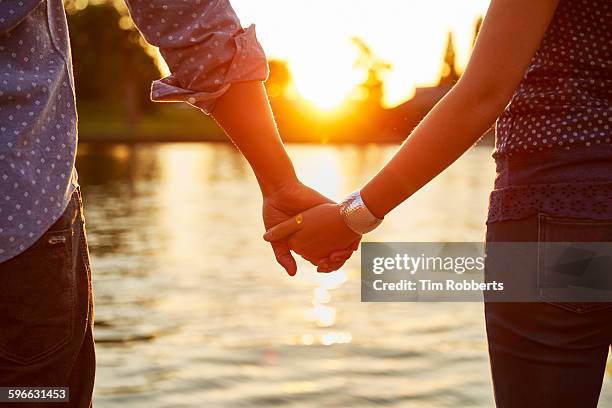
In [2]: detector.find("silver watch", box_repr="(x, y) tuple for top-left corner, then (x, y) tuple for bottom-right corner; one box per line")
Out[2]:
(338, 191), (383, 235)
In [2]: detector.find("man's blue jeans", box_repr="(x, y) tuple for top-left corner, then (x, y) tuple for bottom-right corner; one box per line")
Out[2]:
(0, 188), (95, 407)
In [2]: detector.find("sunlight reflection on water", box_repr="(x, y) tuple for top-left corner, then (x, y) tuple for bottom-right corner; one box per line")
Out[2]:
(76, 143), (612, 407)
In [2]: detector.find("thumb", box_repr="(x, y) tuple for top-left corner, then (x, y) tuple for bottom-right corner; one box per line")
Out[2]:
(271, 241), (297, 276)
(263, 216), (303, 242)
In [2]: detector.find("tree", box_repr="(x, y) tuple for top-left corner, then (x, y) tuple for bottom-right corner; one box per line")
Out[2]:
(66, 4), (160, 127)
(352, 37), (391, 108)
(438, 32), (460, 87)
(265, 60), (292, 99)
(473, 16), (484, 48)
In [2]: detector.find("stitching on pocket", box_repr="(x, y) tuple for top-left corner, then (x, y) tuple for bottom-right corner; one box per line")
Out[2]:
(0, 228), (76, 365)
(536, 213), (612, 313)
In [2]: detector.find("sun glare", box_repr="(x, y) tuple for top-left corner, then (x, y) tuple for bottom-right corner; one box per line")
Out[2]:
(233, 0), (490, 109)
(290, 69), (354, 111)
(288, 42), (364, 110)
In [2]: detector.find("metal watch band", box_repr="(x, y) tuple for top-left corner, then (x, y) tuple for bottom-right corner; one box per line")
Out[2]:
(338, 191), (383, 235)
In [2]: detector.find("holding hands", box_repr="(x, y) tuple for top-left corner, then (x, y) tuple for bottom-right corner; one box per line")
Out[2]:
(264, 186), (383, 275)
(262, 181), (361, 275)
(264, 202), (361, 273)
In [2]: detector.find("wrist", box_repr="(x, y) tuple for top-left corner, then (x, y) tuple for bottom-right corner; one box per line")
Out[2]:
(339, 190), (383, 235)
(256, 152), (299, 197)
(360, 183), (389, 220)
(260, 173), (300, 198)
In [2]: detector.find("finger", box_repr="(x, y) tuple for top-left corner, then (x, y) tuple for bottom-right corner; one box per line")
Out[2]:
(315, 256), (341, 270)
(322, 240), (361, 264)
(317, 259), (331, 273)
(263, 216), (303, 242)
(320, 258), (347, 272)
(328, 248), (353, 263)
(299, 252), (320, 267)
(317, 252), (349, 271)
(318, 260), (345, 273)
(317, 264), (330, 273)
(271, 241), (297, 276)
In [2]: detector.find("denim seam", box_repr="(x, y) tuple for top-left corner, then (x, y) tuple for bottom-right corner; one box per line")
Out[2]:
(536, 213), (612, 313)
(0, 228), (76, 365)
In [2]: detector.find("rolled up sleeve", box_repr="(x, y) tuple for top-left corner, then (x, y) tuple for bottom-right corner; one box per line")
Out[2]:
(124, 0), (269, 114)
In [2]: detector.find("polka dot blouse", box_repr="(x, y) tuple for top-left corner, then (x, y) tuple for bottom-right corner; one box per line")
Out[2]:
(0, 0), (268, 262)
(489, 0), (612, 223)
(495, 0), (612, 157)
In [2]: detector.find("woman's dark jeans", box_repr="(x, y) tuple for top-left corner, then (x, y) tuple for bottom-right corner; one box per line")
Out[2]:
(485, 214), (612, 408)
(0, 188), (95, 407)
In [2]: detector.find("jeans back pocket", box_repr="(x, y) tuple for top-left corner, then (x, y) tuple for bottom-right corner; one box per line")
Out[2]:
(537, 214), (612, 313)
(0, 227), (76, 364)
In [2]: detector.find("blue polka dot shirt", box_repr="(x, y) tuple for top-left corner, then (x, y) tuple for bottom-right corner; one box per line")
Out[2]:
(0, 0), (268, 262)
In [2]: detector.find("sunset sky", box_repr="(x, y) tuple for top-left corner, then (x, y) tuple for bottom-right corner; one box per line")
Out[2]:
(232, 0), (490, 108)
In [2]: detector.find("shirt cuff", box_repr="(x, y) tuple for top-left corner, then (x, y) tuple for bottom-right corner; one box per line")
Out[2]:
(150, 24), (269, 114)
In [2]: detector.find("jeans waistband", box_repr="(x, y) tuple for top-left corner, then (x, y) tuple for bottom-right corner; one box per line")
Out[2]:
(49, 187), (83, 232)
(494, 147), (612, 189)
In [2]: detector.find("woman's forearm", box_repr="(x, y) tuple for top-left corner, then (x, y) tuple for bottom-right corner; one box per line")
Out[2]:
(359, 0), (559, 220)
(211, 81), (298, 196)
(360, 0), (559, 219)
(360, 83), (507, 219)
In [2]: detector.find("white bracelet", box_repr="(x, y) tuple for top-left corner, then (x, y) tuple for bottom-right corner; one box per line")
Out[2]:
(338, 191), (383, 235)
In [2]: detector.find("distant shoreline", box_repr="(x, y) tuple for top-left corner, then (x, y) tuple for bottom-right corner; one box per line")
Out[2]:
(78, 129), (495, 146)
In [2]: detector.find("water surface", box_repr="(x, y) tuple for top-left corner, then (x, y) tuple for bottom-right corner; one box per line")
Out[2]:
(76, 143), (612, 407)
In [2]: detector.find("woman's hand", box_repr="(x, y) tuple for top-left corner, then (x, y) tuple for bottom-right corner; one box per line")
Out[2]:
(262, 181), (357, 275)
(262, 181), (330, 276)
(264, 203), (361, 272)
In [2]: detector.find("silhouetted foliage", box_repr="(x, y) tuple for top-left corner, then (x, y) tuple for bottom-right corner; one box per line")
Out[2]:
(266, 60), (292, 99)
(67, 4), (160, 125)
(352, 37), (392, 107)
(68, 4), (489, 144)
(439, 32), (460, 86)
(473, 16), (484, 48)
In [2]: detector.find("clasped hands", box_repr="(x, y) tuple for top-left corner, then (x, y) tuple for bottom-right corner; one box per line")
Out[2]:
(262, 180), (361, 275)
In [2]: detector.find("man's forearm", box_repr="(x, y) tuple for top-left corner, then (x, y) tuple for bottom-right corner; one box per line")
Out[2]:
(211, 81), (298, 196)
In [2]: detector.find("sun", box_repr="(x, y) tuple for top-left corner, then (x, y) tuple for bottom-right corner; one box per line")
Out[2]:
(291, 74), (352, 110)
(232, 0), (491, 109)
(285, 38), (365, 111)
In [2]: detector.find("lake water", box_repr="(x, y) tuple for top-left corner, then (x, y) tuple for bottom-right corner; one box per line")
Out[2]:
(76, 143), (612, 407)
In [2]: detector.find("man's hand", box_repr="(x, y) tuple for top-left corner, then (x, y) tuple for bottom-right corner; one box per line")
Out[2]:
(264, 203), (361, 273)
(263, 181), (356, 276)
